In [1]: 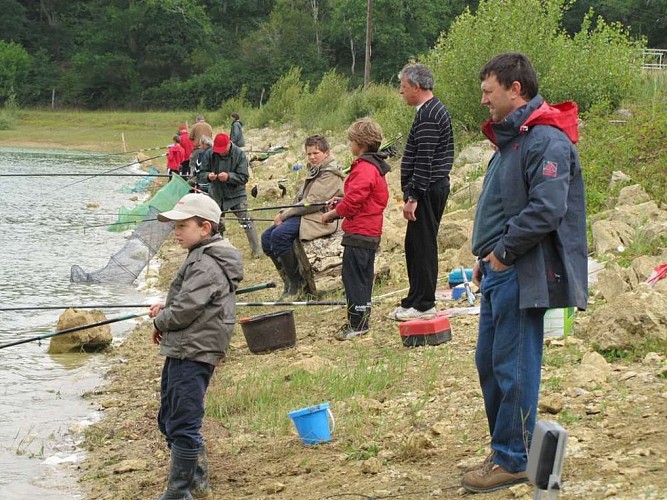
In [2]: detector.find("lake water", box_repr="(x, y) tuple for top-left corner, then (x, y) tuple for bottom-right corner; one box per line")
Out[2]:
(0, 148), (161, 498)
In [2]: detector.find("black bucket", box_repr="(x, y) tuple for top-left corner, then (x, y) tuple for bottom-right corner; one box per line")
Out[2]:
(240, 310), (296, 354)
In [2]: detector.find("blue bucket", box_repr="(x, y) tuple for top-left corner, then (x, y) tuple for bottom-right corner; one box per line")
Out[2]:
(288, 402), (335, 446)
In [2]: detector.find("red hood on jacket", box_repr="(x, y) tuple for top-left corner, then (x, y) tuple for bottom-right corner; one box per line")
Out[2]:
(523, 101), (579, 143)
(482, 99), (579, 145)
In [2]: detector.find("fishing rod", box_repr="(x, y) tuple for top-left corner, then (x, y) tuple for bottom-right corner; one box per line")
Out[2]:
(49, 153), (166, 193)
(227, 202), (328, 214)
(92, 146), (169, 157)
(83, 216), (278, 230)
(0, 173), (170, 177)
(237, 301), (346, 306)
(0, 282), (277, 312)
(0, 312), (149, 350)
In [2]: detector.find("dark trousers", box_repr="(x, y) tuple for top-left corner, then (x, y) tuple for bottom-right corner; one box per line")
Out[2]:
(158, 357), (215, 450)
(261, 216), (301, 257)
(342, 245), (376, 330)
(401, 180), (450, 312)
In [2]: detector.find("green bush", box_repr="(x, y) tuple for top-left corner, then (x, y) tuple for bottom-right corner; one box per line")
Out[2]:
(424, 0), (643, 130)
(578, 75), (667, 215)
(256, 67), (306, 127)
(294, 70), (351, 132)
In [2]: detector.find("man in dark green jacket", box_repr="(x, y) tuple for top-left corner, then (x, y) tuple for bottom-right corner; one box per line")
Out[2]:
(198, 133), (262, 256)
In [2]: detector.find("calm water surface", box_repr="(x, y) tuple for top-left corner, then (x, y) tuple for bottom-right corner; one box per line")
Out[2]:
(0, 148), (160, 498)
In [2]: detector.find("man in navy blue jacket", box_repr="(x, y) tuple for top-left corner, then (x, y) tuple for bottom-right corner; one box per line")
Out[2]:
(464, 52), (588, 494)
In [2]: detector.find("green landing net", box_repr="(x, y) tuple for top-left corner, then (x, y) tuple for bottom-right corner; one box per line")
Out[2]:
(70, 176), (191, 284)
(108, 174), (190, 232)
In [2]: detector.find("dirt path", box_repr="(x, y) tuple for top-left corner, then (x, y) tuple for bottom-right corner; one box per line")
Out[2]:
(77, 230), (667, 500)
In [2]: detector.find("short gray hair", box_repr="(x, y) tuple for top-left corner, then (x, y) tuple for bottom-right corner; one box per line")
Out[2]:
(201, 135), (213, 146)
(399, 63), (434, 90)
(196, 114), (205, 121)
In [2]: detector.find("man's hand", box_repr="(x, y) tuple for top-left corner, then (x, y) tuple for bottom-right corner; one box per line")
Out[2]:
(472, 261), (482, 287)
(207, 172), (216, 182)
(402, 199), (417, 221)
(217, 172), (229, 182)
(483, 251), (510, 272)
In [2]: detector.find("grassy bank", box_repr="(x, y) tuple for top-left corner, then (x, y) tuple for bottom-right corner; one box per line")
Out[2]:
(0, 109), (209, 152)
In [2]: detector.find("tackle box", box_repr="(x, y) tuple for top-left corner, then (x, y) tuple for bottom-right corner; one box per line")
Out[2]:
(399, 316), (452, 347)
(448, 268), (473, 288)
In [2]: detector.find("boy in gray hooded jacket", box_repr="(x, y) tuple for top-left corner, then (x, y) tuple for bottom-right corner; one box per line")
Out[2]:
(149, 193), (243, 499)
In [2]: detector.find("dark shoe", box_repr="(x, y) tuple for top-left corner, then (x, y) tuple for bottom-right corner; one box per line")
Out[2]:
(191, 445), (211, 499)
(277, 249), (303, 298)
(463, 451), (495, 473)
(334, 324), (369, 341)
(462, 462), (528, 493)
(158, 444), (198, 500)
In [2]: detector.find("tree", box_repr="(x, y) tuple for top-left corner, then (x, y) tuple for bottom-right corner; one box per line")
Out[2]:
(0, 41), (30, 102)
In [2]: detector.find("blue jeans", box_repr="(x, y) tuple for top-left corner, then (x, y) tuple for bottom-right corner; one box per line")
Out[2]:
(261, 216), (301, 257)
(476, 261), (545, 472)
(158, 357), (215, 450)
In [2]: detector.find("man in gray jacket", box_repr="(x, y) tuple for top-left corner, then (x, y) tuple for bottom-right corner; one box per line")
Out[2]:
(464, 52), (587, 494)
(150, 193), (243, 499)
(198, 133), (262, 256)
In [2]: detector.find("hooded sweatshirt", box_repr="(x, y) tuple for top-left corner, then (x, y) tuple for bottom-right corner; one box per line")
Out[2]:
(472, 94), (587, 310)
(335, 152), (391, 245)
(154, 234), (244, 366)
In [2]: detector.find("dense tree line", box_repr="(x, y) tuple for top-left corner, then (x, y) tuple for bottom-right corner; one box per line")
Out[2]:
(0, 0), (664, 109)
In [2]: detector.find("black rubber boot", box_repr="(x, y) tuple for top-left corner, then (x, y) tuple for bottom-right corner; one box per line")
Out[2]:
(191, 445), (211, 499)
(277, 249), (303, 298)
(158, 444), (198, 500)
(270, 256), (289, 298)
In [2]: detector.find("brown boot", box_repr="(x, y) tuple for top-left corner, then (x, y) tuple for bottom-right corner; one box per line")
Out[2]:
(463, 451), (495, 473)
(462, 462), (528, 493)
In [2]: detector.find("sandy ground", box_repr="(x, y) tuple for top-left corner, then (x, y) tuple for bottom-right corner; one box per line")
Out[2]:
(75, 228), (667, 500)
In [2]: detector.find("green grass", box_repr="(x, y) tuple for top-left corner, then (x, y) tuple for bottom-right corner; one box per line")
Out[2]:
(0, 109), (228, 153)
(206, 343), (454, 447)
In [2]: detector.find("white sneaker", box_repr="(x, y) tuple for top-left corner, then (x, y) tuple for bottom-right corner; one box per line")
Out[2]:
(395, 307), (437, 322)
(387, 306), (410, 320)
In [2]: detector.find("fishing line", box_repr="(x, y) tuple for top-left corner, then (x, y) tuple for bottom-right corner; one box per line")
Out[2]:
(0, 282), (277, 311)
(0, 173), (170, 177)
(47, 153), (167, 194)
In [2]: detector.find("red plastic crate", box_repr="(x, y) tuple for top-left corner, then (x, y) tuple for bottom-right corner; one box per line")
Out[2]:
(399, 316), (452, 347)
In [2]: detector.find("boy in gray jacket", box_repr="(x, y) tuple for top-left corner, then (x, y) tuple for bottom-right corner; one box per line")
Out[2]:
(149, 193), (244, 499)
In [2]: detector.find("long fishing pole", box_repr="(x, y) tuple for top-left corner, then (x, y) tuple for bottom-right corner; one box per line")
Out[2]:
(84, 216), (278, 230)
(49, 153), (166, 193)
(0, 282), (277, 312)
(237, 301), (346, 306)
(0, 312), (149, 350)
(0, 173), (170, 177)
(227, 202), (328, 214)
(92, 146), (169, 157)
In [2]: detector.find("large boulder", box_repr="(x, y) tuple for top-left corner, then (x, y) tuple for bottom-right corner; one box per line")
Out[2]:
(585, 284), (667, 351)
(590, 219), (634, 255)
(49, 308), (112, 354)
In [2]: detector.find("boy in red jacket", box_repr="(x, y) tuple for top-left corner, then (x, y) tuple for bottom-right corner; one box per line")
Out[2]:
(166, 135), (185, 180)
(322, 118), (391, 340)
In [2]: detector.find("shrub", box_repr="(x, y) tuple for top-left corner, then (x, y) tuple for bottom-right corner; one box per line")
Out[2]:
(256, 67), (306, 127)
(424, 0), (643, 130)
(294, 70), (351, 132)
